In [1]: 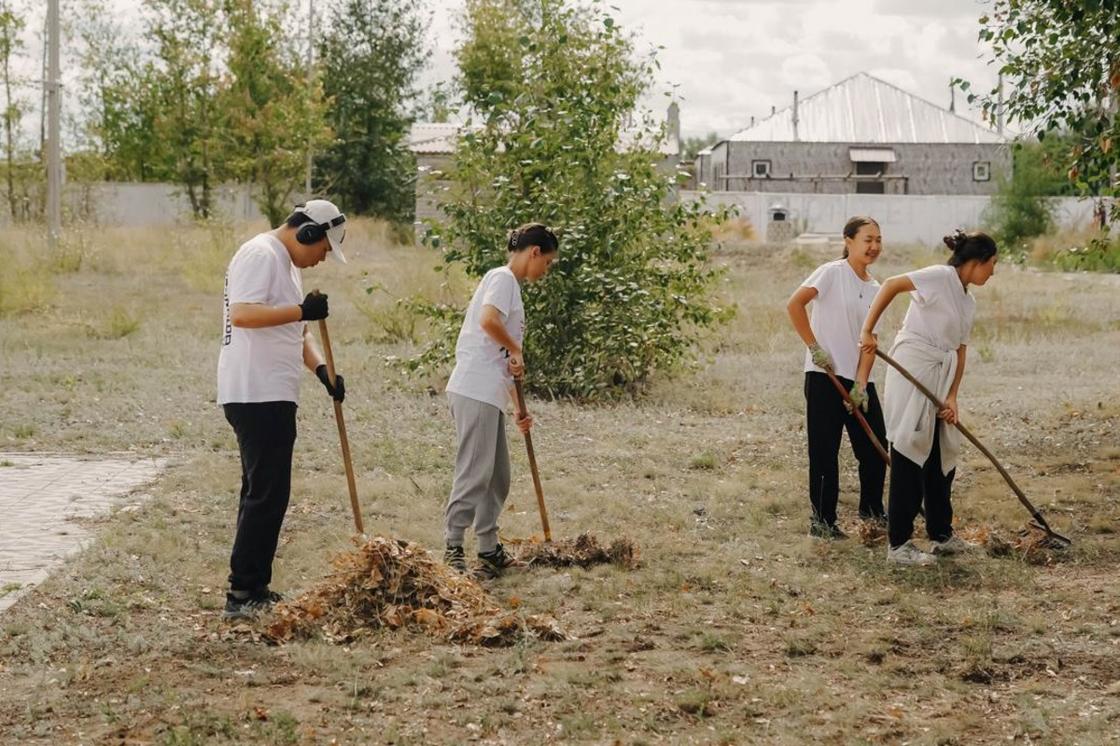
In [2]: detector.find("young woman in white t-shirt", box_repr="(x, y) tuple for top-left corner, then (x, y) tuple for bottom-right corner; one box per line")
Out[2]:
(787, 216), (888, 539)
(857, 230), (999, 566)
(443, 223), (559, 578)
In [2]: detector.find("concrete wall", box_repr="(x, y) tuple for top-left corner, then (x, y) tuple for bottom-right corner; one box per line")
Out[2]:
(0, 182), (300, 227)
(682, 190), (1098, 246)
(698, 142), (1011, 196)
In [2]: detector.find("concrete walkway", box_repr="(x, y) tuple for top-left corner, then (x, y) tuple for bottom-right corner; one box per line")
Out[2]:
(0, 453), (167, 613)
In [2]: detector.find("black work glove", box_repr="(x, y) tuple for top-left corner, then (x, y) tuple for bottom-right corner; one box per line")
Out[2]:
(299, 290), (329, 321)
(315, 364), (345, 403)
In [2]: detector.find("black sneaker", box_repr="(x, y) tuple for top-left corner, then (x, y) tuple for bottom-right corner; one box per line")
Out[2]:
(223, 593), (272, 620)
(475, 544), (515, 580)
(444, 544), (467, 573)
(809, 520), (848, 540)
(253, 589), (284, 604)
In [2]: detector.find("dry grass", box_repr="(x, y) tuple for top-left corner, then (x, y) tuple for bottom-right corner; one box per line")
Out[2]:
(0, 221), (1118, 743)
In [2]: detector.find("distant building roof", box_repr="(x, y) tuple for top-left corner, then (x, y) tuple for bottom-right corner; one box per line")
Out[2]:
(409, 119), (680, 157)
(408, 123), (461, 154)
(729, 72), (1005, 145)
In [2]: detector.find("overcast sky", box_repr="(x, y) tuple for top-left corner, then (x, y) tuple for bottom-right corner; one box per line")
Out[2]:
(417, 0), (1001, 138)
(21, 0), (1000, 143)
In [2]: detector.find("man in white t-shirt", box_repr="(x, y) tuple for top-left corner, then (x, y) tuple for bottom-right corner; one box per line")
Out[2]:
(442, 223), (559, 579)
(217, 199), (349, 619)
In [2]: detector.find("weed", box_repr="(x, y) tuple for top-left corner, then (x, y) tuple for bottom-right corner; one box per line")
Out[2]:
(688, 451), (718, 471)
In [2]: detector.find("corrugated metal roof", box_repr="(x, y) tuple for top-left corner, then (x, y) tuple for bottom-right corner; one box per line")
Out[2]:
(408, 123), (461, 154)
(729, 73), (1004, 145)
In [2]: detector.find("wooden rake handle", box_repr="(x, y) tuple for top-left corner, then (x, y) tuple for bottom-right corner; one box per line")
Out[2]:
(874, 348), (1069, 545)
(318, 318), (365, 536)
(513, 377), (551, 542)
(821, 365), (891, 466)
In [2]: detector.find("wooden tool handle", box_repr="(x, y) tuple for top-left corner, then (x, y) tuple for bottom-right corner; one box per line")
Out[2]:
(318, 318), (364, 536)
(513, 377), (551, 542)
(874, 348), (1067, 542)
(821, 366), (891, 466)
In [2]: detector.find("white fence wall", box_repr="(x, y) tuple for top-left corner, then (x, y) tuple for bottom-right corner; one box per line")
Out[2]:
(0, 182), (302, 227)
(680, 190), (1100, 246)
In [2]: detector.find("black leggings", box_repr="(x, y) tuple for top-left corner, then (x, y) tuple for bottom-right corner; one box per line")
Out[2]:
(804, 372), (887, 526)
(888, 424), (956, 548)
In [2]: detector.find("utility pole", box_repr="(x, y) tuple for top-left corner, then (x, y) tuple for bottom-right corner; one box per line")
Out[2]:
(46, 0), (61, 248)
(304, 0), (314, 196)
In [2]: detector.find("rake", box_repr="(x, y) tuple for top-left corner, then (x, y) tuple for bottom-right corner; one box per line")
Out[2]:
(512, 378), (552, 542)
(875, 348), (1070, 548)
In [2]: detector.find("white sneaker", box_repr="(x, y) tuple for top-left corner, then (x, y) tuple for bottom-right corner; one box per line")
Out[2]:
(887, 540), (937, 566)
(930, 535), (976, 556)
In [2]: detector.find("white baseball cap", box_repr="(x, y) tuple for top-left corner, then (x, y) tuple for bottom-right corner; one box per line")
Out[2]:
(294, 199), (348, 263)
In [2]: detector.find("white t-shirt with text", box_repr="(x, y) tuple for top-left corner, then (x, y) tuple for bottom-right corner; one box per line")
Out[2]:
(801, 258), (881, 380)
(217, 234), (305, 405)
(446, 266), (525, 410)
(900, 264), (975, 352)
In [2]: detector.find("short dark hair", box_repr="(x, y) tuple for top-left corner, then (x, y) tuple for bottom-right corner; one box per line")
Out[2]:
(284, 211), (314, 229)
(841, 216), (879, 259)
(507, 223), (559, 253)
(943, 229), (998, 267)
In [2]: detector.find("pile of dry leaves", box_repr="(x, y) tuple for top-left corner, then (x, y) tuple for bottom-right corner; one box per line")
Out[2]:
(263, 536), (566, 646)
(509, 532), (640, 569)
(857, 520), (1067, 564)
(957, 524), (1067, 565)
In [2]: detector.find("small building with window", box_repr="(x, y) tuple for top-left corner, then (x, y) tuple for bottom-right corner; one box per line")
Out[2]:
(696, 72), (1008, 195)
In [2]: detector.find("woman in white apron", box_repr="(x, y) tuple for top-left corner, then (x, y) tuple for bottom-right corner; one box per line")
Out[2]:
(856, 230), (999, 565)
(786, 216), (887, 539)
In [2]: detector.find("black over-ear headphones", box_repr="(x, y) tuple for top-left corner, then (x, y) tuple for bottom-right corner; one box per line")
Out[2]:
(296, 221), (325, 246)
(293, 203), (347, 246)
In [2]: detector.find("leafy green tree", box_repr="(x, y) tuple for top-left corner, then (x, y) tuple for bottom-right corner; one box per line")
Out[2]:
(413, 0), (731, 400)
(985, 143), (1058, 253)
(682, 131), (719, 161)
(316, 0), (428, 221)
(144, 0), (228, 218)
(418, 81), (454, 124)
(74, 0), (172, 182)
(965, 1), (1120, 199)
(222, 0), (331, 226)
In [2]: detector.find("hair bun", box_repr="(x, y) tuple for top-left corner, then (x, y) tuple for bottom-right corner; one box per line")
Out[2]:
(943, 229), (966, 252)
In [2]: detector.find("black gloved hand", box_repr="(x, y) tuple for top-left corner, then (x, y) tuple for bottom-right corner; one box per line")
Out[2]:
(315, 364), (345, 403)
(299, 291), (329, 321)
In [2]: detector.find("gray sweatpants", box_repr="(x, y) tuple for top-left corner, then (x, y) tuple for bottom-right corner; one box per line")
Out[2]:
(444, 393), (510, 553)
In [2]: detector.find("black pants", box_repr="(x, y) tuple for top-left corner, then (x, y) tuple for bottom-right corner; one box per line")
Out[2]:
(888, 423), (956, 548)
(224, 401), (298, 593)
(804, 372), (887, 526)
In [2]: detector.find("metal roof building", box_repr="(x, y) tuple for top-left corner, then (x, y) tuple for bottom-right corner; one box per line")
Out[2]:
(698, 72), (1009, 196)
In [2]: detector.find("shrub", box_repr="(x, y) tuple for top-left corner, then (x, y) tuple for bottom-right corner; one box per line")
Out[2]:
(407, 0), (732, 400)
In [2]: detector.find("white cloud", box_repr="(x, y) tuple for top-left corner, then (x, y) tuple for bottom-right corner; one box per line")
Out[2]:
(23, 0), (999, 144)
(780, 54), (832, 92)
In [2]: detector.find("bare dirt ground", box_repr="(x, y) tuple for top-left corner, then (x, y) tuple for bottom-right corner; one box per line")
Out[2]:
(0, 222), (1118, 744)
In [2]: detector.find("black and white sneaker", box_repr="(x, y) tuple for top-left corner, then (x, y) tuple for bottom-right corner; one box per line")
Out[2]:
(475, 544), (516, 580)
(444, 544), (467, 573)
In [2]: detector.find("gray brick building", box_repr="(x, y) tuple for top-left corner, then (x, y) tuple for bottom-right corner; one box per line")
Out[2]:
(696, 73), (1009, 196)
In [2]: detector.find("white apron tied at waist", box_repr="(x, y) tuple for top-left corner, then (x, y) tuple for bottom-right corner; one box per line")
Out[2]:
(882, 331), (961, 476)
